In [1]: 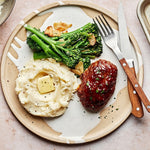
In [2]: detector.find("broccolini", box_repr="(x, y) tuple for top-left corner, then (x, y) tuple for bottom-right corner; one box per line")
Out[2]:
(25, 23), (103, 70)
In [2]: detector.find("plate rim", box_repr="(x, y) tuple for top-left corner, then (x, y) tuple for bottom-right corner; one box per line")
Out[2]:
(0, 0), (144, 144)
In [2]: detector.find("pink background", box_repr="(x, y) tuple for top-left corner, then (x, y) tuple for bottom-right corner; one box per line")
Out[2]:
(0, 0), (150, 149)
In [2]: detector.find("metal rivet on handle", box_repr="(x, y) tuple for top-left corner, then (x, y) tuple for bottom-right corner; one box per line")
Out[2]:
(135, 84), (138, 88)
(133, 90), (136, 94)
(136, 107), (140, 111)
(123, 63), (126, 66)
(147, 105), (150, 109)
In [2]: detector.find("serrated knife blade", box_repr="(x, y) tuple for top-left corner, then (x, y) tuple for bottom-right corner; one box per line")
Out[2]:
(118, 2), (144, 118)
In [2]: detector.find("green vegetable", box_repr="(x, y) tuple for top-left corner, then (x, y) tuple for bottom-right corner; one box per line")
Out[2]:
(89, 96), (93, 100)
(30, 34), (62, 62)
(33, 52), (49, 60)
(86, 81), (90, 87)
(31, 34), (80, 68)
(27, 33), (42, 52)
(96, 77), (99, 81)
(25, 23), (103, 70)
(96, 89), (99, 93)
(80, 57), (91, 70)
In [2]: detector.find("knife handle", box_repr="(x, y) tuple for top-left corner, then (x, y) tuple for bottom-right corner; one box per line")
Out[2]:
(120, 58), (150, 113)
(127, 66), (144, 118)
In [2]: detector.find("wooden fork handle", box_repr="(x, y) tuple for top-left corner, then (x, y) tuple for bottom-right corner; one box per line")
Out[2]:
(120, 58), (150, 113)
(127, 66), (144, 118)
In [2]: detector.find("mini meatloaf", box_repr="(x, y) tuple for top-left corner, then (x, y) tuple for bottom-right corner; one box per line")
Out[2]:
(77, 59), (118, 112)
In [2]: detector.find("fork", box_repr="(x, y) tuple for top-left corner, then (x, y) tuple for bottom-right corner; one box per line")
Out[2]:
(93, 14), (150, 113)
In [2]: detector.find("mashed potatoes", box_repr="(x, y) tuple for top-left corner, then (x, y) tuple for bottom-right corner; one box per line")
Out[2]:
(15, 58), (78, 117)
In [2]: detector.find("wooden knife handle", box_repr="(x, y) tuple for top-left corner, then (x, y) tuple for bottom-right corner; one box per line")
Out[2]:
(127, 66), (144, 118)
(120, 58), (150, 113)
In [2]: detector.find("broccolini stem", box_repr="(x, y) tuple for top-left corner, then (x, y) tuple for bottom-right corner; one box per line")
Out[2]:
(50, 43), (68, 59)
(70, 38), (89, 50)
(33, 52), (49, 60)
(81, 55), (96, 59)
(60, 23), (92, 38)
(25, 25), (56, 45)
(31, 34), (62, 61)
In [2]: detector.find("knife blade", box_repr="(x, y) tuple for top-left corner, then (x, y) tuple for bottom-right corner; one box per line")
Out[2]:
(118, 2), (144, 118)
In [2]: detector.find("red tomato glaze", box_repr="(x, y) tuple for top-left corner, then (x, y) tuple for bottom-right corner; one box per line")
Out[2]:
(77, 59), (118, 112)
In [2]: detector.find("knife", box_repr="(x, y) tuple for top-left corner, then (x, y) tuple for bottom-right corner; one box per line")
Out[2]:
(118, 2), (144, 118)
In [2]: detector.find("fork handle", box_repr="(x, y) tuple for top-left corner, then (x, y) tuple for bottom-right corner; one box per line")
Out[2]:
(120, 58), (150, 113)
(127, 66), (144, 117)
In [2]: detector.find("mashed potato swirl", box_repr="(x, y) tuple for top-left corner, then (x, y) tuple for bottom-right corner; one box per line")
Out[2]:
(15, 58), (78, 117)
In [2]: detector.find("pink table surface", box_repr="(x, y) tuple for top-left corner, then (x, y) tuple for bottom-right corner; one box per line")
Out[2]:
(0, 0), (150, 149)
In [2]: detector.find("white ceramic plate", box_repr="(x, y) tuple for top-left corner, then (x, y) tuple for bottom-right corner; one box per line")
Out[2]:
(1, 1), (143, 144)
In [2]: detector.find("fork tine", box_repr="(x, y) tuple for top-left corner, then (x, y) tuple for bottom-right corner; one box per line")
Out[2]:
(93, 18), (104, 38)
(98, 15), (110, 35)
(95, 16), (107, 36)
(101, 14), (114, 34)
